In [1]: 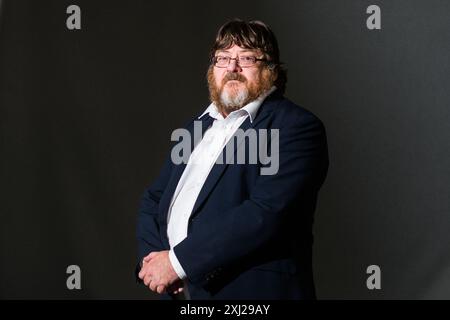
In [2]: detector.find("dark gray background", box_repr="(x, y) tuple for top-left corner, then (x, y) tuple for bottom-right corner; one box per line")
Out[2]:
(1, 0), (449, 299)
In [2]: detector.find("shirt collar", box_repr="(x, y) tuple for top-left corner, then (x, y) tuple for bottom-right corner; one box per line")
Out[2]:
(198, 86), (276, 123)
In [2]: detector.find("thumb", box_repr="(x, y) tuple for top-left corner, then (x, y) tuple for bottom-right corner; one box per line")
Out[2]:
(144, 251), (158, 262)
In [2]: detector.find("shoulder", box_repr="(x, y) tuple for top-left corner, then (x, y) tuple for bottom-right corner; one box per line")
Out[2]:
(264, 95), (326, 131)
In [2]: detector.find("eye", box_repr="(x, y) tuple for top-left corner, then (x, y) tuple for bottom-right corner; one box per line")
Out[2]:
(216, 56), (229, 62)
(240, 56), (255, 62)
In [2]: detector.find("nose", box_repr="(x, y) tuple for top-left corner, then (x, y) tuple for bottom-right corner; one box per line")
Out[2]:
(226, 57), (242, 73)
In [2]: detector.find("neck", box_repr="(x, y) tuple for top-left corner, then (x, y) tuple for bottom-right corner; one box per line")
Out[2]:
(220, 110), (229, 118)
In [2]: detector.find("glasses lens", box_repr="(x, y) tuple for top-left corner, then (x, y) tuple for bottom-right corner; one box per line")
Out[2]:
(214, 56), (259, 67)
(239, 56), (256, 67)
(215, 56), (229, 67)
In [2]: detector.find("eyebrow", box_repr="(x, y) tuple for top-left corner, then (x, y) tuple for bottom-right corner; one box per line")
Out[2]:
(216, 49), (258, 55)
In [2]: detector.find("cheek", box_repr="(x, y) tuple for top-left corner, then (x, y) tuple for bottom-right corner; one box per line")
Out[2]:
(213, 70), (223, 87)
(245, 70), (261, 85)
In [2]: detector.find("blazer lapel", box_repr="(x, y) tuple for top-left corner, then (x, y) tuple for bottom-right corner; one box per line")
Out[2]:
(158, 115), (215, 228)
(190, 103), (273, 218)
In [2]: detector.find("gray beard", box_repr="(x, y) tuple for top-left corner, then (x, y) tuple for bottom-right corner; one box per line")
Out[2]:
(220, 86), (249, 110)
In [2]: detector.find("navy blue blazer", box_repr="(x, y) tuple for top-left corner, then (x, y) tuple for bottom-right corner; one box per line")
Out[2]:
(136, 90), (329, 299)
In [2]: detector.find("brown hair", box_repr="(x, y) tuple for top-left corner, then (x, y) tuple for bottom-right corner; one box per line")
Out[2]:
(209, 18), (287, 93)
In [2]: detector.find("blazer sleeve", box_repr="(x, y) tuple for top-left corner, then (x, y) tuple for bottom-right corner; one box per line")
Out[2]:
(135, 149), (174, 281)
(172, 112), (329, 287)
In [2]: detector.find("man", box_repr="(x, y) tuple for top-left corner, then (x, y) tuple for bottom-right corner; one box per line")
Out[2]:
(136, 19), (328, 299)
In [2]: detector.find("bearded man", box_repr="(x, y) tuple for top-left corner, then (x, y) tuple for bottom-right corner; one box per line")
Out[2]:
(136, 19), (329, 300)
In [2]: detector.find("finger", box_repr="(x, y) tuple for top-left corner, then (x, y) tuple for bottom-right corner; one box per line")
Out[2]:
(156, 285), (166, 294)
(143, 274), (152, 286)
(169, 281), (184, 294)
(149, 281), (158, 292)
(172, 287), (183, 295)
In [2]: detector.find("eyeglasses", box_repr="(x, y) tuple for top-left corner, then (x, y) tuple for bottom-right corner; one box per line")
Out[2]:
(212, 55), (266, 68)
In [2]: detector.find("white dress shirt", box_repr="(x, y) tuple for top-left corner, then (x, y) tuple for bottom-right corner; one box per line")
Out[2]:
(167, 87), (276, 284)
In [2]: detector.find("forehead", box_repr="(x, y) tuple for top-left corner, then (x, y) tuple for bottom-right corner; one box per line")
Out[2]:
(216, 45), (261, 55)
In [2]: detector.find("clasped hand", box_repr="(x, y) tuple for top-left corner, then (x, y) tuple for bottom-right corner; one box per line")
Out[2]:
(138, 250), (184, 295)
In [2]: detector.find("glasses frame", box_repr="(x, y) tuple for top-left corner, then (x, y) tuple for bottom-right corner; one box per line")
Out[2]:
(212, 55), (267, 68)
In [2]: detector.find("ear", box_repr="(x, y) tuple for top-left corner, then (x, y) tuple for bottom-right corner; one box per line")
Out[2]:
(263, 65), (278, 85)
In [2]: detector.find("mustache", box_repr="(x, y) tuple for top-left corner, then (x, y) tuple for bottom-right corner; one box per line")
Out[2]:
(222, 73), (247, 86)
